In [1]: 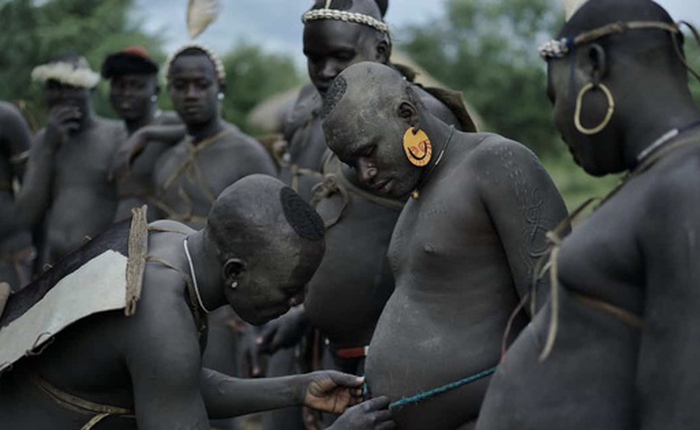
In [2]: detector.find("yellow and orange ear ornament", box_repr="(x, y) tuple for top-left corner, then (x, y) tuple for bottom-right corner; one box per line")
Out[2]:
(403, 127), (432, 167)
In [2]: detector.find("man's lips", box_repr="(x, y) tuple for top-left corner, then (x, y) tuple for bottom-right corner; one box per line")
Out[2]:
(372, 178), (392, 193)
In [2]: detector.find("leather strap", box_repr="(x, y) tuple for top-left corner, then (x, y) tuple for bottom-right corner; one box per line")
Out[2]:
(569, 291), (643, 329)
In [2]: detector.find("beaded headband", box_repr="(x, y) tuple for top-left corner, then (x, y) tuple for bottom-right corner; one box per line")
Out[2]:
(164, 43), (226, 82)
(31, 57), (100, 89)
(539, 21), (680, 60)
(302, 0), (389, 34)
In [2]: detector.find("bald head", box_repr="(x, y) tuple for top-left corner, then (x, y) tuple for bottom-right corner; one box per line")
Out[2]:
(563, 0), (675, 38)
(322, 62), (428, 198)
(208, 174), (325, 258)
(554, 0), (687, 80)
(322, 62), (418, 126)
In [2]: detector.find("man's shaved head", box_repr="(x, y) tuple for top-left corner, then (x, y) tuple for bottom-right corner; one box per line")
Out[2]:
(322, 62), (418, 127)
(562, 0), (674, 38)
(322, 62), (426, 198)
(208, 174), (324, 257)
(207, 175), (326, 325)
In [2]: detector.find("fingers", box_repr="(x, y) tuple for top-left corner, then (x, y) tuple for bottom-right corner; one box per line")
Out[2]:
(329, 371), (365, 388)
(362, 396), (391, 411)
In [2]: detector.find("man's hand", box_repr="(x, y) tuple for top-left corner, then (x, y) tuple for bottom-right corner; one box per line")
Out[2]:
(328, 397), (395, 430)
(109, 130), (148, 181)
(45, 105), (81, 145)
(303, 371), (364, 414)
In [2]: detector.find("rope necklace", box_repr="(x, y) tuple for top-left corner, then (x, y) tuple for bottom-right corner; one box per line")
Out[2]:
(636, 119), (700, 165)
(183, 239), (211, 314)
(411, 125), (456, 200)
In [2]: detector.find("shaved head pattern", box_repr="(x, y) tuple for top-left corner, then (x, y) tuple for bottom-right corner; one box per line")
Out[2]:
(320, 75), (348, 119)
(280, 187), (325, 241)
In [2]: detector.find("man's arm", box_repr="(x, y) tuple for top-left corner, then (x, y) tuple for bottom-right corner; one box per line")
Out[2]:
(201, 367), (363, 418)
(476, 138), (568, 311)
(638, 175), (700, 430)
(125, 268), (211, 430)
(0, 102), (33, 179)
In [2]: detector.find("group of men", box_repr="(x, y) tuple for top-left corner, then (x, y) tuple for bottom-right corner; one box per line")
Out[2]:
(2, 0), (700, 429)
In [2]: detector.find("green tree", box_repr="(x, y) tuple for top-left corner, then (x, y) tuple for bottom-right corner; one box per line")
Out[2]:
(219, 43), (303, 134)
(0, 0), (163, 125)
(399, 0), (561, 155)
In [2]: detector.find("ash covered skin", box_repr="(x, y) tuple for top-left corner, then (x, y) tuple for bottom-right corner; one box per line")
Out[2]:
(322, 63), (425, 199)
(304, 0), (391, 96)
(207, 176), (325, 326)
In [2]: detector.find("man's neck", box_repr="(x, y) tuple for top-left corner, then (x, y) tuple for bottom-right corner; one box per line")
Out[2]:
(185, 229), (227, 312)
(126, 105), (159, 135)
(622, 94), (700, 168)
(187, 118), (224, 145)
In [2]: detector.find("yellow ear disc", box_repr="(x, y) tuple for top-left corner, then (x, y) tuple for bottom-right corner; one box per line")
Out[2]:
(403, 127), (433, 167)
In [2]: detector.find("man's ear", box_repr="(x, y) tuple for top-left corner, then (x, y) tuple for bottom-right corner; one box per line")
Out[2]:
(398, 101), (419, 129)
(583, 43), (608, 84)
(223, 258), (246, 280)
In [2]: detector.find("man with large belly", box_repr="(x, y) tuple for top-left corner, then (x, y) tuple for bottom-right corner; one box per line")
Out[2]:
(322, 62), (568, 429)
(476, 1), (700, 429)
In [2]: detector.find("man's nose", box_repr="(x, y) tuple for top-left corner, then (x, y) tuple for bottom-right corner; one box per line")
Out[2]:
(185, 84), (199, 98)
(319, 60), (341, 81)
(357, 158), (378, 185)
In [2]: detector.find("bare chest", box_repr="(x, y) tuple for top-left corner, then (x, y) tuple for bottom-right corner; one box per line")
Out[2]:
(557, 191), (645, 313)
(54, 131), (118, 187)
(388, 177), (498, 289)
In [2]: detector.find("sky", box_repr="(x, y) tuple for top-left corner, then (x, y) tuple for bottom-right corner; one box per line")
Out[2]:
(133, 0), (700, 65)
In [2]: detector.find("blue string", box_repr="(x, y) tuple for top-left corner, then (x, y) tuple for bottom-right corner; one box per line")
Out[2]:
(388, 366), (498, 410)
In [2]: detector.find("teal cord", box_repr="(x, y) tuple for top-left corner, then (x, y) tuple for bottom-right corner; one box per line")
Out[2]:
(388, 366), (498, 410)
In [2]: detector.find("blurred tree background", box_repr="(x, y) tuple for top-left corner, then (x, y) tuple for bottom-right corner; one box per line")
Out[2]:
(0, 0), (698, 210)
(0, 0), (302, 134)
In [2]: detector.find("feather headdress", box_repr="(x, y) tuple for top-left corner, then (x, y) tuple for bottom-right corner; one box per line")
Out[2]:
(187, 0), (222, 39)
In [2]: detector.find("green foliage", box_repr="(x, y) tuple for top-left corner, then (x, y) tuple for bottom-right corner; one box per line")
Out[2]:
(685, 31), (700, 105)
(0, 0), (164, 125)
(399, 0), (562, 155)
(219, 43), (303, 134)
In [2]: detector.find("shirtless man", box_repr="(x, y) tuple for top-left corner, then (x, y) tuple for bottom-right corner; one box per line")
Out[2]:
(27, 54), (125, 268)
(476, 1), (700, 429)
(280, 0), (470, 201)
(0, 101), (35, 289)
(152, 44), (276, 229)
(100, 46), (183, 221)
(258, 2), (475, 428)
(322, 62), (568, 429)
(0, 174), (375, 430)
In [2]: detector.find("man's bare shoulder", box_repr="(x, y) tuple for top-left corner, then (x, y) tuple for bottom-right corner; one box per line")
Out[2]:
(638, 141), (700, 227)
(456, 133), (539, 172)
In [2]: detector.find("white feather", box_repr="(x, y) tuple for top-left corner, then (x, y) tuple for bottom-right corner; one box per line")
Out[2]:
(187, 0), (222, 39)
(562, 0), (589, 21)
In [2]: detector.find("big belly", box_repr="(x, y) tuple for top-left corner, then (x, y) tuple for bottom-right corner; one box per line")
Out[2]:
(305, 198), (399, 347)
(366, 292), (512, 430)
(476, 291), (639, 430)
(44, 190), (117, 260)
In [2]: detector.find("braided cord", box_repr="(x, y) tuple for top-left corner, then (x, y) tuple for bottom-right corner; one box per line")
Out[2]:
(302, 9), (389, 34)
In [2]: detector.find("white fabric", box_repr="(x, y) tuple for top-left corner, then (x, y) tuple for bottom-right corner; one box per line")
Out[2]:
(0, 251), (128, 373)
